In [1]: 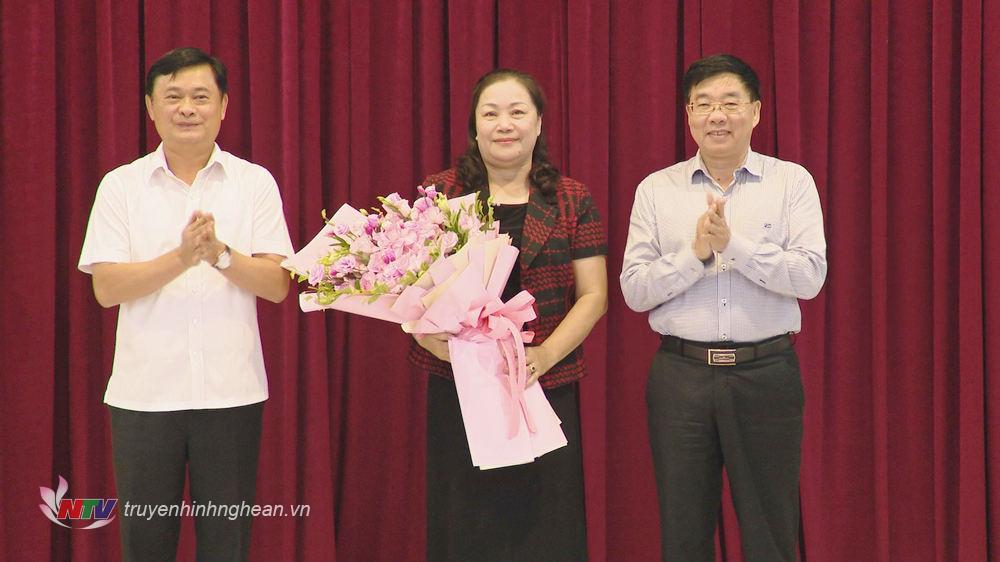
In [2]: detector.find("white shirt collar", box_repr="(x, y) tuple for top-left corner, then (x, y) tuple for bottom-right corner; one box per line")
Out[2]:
(145, 143), (227, 184)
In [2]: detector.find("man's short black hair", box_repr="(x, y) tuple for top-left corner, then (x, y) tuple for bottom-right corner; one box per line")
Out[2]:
(145, 47), (227, 97)
(682, 54), (760, 102)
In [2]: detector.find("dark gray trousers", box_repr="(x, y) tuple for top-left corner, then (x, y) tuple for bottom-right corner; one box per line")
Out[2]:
(646, 346), (803, 562)
(109, 402), (264, 562)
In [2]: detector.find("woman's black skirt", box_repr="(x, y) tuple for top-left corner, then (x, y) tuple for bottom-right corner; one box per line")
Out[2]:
(426, 374), (587, 562)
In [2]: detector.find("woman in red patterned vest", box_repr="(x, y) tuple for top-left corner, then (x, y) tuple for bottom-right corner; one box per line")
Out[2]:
(409, 68), (608, 561)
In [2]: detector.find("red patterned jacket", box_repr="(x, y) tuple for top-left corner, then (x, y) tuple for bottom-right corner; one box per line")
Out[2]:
(407, 168), (607, 388)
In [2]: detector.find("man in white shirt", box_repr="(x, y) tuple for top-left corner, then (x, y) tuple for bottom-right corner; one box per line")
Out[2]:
(620, 54), (827, 562)
(79, 47), (293, 562)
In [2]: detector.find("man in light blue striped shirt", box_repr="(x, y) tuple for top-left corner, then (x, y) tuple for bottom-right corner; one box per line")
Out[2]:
(621, 54), (827, 562)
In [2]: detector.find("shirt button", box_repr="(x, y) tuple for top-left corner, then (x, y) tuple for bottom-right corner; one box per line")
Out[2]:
(721, 264), (727, 271)
(721, 299), (728, 305)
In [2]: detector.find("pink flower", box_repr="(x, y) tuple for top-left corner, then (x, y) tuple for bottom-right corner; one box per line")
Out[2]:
(379, 264), (406, 290)
(369, 253), (387, 273)
(308, 264), (326, 285)
(349, 234), (376, 255)
(359, 273), (377, 292)
(417, 184), (437, 199)
(398, 221), (425, 246)
(459, 212), (482, 233)
(333, 255), (359, 275)
(421, 206), (446, 225)
(364, 214), (380, 235)
(406, 247), (431, 271)
(382, 192), (412, 217)
(439, 231), (459, 254)
(349, 220), (367, 237)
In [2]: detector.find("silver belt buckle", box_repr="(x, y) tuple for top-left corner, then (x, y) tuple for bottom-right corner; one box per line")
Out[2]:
(708, 349), (736, 366)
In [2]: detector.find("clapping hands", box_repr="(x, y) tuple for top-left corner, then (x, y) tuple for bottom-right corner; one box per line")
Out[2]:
(178, 211), (226, 268)
(692, 193), (730, 262)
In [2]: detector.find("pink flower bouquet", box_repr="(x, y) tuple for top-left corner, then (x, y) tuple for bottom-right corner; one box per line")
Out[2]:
(282, 187), (567, 469)
(282, 186), (486, 316)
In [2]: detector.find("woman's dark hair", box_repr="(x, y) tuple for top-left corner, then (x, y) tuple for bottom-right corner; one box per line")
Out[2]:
(682, 54), (760, 102)
(456, 68), (560, 203)
(145, 47), (228, 97)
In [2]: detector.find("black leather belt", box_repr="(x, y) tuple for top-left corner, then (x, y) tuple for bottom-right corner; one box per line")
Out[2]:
(659, 334), (792, 366)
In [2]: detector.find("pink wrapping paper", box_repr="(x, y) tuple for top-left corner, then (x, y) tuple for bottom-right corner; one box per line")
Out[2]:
(448, 334), (567, 469)
(415, 244), (568, 469)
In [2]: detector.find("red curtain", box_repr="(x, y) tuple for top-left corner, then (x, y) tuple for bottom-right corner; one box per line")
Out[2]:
(1, 1), (996, 561)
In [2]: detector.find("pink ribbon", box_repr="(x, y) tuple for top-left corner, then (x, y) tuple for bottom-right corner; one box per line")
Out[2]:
(475, 291), (537, 439)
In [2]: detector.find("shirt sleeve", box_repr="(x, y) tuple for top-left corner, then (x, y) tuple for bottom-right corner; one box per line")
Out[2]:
(78, 172), (131, 274)
(571, 186), (608, 260)
(619, 176), (707, 312)
(250, 169), (295, 257)
(718, 167), (827, 299)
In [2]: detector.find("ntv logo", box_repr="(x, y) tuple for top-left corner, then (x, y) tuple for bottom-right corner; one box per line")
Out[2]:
(39, 476), (116, 529)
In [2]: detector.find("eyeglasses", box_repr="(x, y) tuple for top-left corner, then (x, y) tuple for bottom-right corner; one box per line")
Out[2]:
(686, 101), (754, 115)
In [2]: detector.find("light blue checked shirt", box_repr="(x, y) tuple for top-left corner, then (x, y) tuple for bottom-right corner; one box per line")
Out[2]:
(620, 149), (827, 342)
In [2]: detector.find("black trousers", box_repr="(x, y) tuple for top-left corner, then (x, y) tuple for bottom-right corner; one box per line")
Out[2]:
(646, 346), (803, 562)
(426, 375), (587, 562)
(109, 402), (264, 562)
